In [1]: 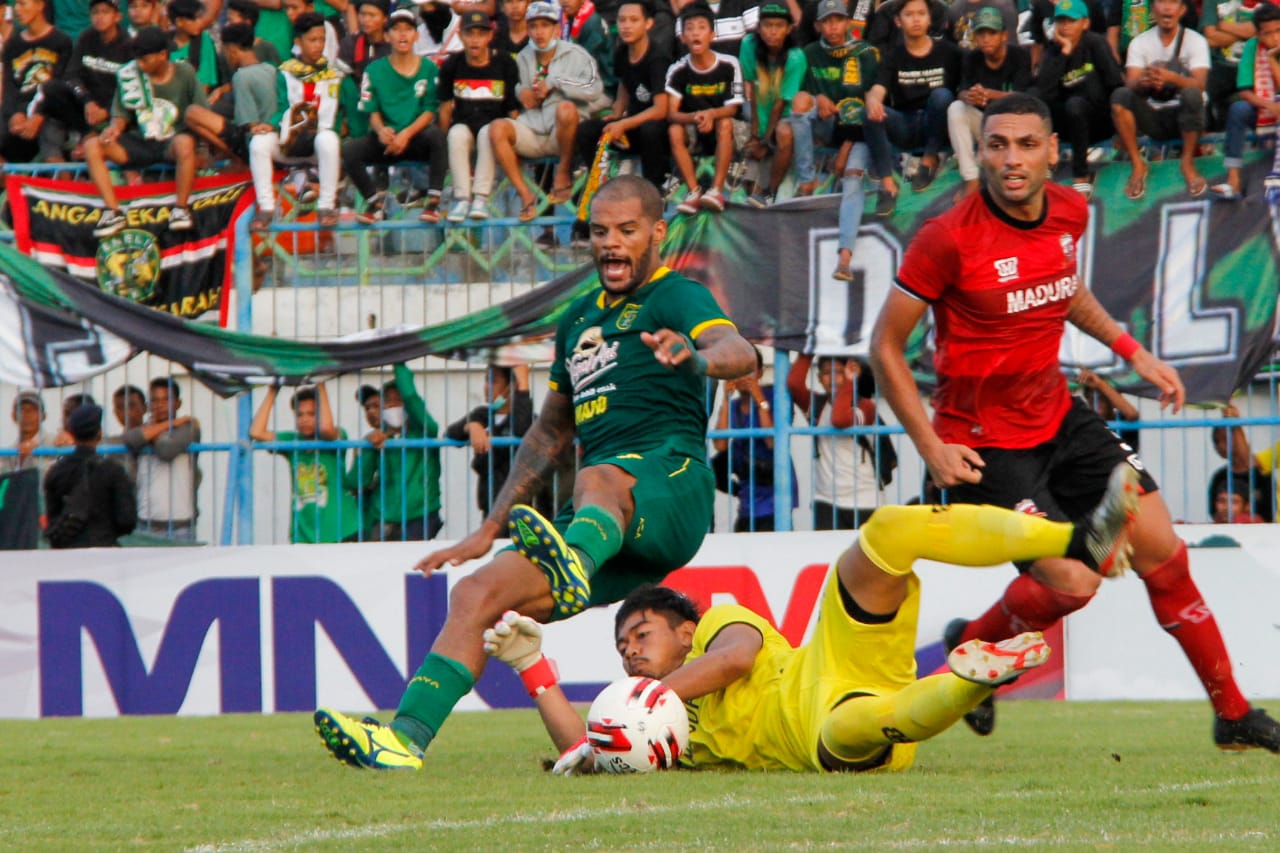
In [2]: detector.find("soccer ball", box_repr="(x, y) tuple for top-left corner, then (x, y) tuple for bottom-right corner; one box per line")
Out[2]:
(587, 676), (689, 774)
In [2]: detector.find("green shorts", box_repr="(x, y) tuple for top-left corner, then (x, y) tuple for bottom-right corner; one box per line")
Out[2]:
(550, 447), (714, 620)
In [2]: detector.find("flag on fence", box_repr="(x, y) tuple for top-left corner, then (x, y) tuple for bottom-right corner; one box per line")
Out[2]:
(4, 170), (255, 320)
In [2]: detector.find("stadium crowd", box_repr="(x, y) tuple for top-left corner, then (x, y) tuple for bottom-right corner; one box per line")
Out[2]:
(0, 0), (1274, 266)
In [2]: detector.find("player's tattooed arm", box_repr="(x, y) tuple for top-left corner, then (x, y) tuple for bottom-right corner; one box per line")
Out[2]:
(414, 389), (576, 574)
(1065, 285), (1126, 346)
(483, 387), (577, 527)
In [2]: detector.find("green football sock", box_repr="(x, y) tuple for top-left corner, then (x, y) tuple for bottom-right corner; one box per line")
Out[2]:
(564, 505), (624, 575)
(391, 653), (475, 751)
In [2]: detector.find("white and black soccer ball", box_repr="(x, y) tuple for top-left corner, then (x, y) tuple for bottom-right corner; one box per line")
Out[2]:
(586, 676), (689, 774)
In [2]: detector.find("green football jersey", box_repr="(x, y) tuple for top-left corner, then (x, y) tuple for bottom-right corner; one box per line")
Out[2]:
(358, 54), (440, 131)
(548, 267), (736, 467)
(802, 39), (879, 117)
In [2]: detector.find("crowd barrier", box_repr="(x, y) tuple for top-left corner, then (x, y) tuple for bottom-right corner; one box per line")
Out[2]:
(3, 145), (1280, 543)
(4, 528), (1278, 719)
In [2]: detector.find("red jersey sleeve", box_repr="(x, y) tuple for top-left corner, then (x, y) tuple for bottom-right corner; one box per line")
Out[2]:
(895, 217), (961, 303)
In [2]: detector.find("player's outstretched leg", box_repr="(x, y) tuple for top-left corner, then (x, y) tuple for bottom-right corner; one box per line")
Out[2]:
(818, 635), (1052, 770)
(943, 617), (996, 736)
(509, 504), (592, 618)
(314, 708), (424, 770)
(947, 631), (1050, 686)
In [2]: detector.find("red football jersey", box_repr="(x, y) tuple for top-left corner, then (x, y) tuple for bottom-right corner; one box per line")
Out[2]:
(895, 184), (1088, 449)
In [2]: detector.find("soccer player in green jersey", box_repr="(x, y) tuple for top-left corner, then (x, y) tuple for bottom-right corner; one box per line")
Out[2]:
(315, 175), (758, 770)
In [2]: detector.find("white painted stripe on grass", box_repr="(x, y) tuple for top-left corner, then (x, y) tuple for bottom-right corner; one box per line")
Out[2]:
(185, 793), (831, 853)
(987, 774), (1271, 799)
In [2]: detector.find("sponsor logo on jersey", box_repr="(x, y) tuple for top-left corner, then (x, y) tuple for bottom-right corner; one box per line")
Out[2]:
(1060, 233), (1076, 263)
(567, 325), (620, 391)
(1005, 274), (1078, 314)
(994, 256), (1019, 283)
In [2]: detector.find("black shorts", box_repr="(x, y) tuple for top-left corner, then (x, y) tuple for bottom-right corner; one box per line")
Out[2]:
(117, 131), (174, 168)
(947, 396), (1159, 526)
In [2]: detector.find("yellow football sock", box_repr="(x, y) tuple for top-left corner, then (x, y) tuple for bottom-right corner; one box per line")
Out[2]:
(858, 504), (1073, 577)
(820, 674), (991, 764)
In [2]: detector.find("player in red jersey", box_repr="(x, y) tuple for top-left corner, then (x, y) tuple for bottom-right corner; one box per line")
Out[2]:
(870, 92), (1280, 753)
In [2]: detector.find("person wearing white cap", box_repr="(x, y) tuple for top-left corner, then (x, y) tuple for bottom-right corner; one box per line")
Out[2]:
(487, 0), (608, 221)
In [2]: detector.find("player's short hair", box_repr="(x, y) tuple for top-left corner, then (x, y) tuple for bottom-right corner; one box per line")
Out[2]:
(222, 21), (257, 49)
(293, 10), (326, 37)
(617, 0), (654, 17)
(615, 585), (701, 639)
(291, 386), (317, 411)
(982, 92), (1053, 132)
(1254, 2), (1280, 26)
(591, 175), (664, 223)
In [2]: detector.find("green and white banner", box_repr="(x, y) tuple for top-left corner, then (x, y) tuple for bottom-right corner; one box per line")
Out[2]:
(1, 153), (1276, 404)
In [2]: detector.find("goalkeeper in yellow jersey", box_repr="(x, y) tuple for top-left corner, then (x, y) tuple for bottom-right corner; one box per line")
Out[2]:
(485, 464), (1139, 772)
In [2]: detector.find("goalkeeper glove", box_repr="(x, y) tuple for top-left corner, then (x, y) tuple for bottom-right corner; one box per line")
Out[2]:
(482, 610), (558, 697)
(552, 735), (595, 776)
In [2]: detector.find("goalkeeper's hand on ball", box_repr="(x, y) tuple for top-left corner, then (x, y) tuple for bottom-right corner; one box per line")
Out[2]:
(552, 735), (596, 776)
(483, 610), (545, 673)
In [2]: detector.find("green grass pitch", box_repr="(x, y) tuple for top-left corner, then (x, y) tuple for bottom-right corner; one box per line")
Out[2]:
(3, 700), (1278, 851)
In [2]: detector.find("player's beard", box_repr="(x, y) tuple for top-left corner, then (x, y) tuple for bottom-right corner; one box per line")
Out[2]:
(597, 235), (659, 298)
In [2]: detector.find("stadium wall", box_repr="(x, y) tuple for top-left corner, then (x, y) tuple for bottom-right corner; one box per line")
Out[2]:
(4, 528), (1278, 719)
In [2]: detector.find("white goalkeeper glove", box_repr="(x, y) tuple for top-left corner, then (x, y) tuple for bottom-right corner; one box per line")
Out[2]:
(483, 610), (559, 697)
(482, 610), (544, 672)
(552, 735), (596, 776)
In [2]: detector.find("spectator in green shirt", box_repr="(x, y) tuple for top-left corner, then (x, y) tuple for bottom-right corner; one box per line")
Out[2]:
(249, 382), (363, 544)
(738, 3), (805, 208)
(168, 0), (232, 100)
(340, 3), (448, 224)
(347, 364), (443, 541)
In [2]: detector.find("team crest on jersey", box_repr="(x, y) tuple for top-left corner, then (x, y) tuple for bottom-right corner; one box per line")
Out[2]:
(994, 256), (1019, 283)
(567, 325), (619, 391)
(616, 304), (641, 330)
(1060, 233), (1076, 263)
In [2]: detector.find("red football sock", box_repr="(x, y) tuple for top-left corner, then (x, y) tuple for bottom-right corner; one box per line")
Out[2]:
(959, 573), (1094, 643)
(1141, 542), (1249, 720)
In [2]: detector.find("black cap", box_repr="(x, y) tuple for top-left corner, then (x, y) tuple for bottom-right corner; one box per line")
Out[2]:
(90, 0), (121, 9)
(132, 26), (172, 58)
(167, 0), (202, 20)
(356, 384), (380, 405)
(68, 404), (103, 441)
(459, 9), (493, 29)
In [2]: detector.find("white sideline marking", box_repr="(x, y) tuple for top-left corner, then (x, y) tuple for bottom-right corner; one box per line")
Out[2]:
(185, 779), (1274, 853)
(987, 775), (1272, 799)
(185, 794), (815, 853)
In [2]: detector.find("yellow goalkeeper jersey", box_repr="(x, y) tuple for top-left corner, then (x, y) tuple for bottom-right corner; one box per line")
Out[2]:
(683, 566), (921, 772)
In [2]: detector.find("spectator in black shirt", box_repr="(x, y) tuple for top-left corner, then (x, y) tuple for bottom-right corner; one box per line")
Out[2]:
(865, 0), (948, 48)
(1, 0), (74, 163)
(1027, 0), (1118, 68)
(43, 404), (137, 548)
(36, 0), (130, 161)
(495, 0), (532, 54)
(575, 0), (672, 191)
(439, 10), (522, 222)
(337, 0), (390, 138)
(864, 0), (960, 192)
(1030, 0), (1123, 194)
(946, 6), (1031, 198)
